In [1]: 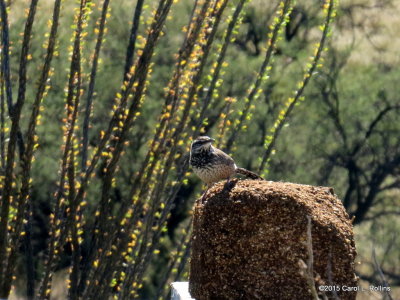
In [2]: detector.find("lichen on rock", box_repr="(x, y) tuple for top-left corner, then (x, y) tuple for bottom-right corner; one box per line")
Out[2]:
(189, 180), (357, 300)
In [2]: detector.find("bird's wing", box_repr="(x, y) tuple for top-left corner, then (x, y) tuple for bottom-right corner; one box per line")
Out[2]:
(213, 148), (235, 166)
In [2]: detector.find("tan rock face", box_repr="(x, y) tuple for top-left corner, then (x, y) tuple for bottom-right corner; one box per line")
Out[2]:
(189, 180), (357, 300)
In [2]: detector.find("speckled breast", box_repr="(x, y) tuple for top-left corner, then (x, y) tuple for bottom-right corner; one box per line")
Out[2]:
(192, 163), (236, 185)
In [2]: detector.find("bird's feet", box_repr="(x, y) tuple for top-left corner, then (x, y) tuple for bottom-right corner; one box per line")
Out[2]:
(200, 187), (210, 203)
(222, 177), (236, 192)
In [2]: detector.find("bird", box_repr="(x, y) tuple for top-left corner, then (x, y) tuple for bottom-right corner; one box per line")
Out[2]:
(190, 136), (263, 199)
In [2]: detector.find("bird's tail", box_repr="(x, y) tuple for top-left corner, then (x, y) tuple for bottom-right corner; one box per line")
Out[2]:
(235, 167), (264, 180)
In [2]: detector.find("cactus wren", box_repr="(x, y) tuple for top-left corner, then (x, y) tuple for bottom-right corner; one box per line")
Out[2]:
(190, 136), (263, 197)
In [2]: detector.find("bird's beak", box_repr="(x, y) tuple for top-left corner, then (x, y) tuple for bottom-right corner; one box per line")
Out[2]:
(209, 138), (215, 142)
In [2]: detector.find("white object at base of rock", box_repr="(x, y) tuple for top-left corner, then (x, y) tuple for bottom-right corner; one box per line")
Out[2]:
(171, 282), (194, 300)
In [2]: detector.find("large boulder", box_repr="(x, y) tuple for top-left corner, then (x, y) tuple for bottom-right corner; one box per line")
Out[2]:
(189, 180), (357, 300)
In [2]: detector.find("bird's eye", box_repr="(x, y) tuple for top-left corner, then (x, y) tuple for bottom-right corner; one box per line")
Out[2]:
(193, 141), (204, 147)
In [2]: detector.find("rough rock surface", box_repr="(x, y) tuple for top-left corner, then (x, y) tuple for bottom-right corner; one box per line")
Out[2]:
(189, 180), (357, 300)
